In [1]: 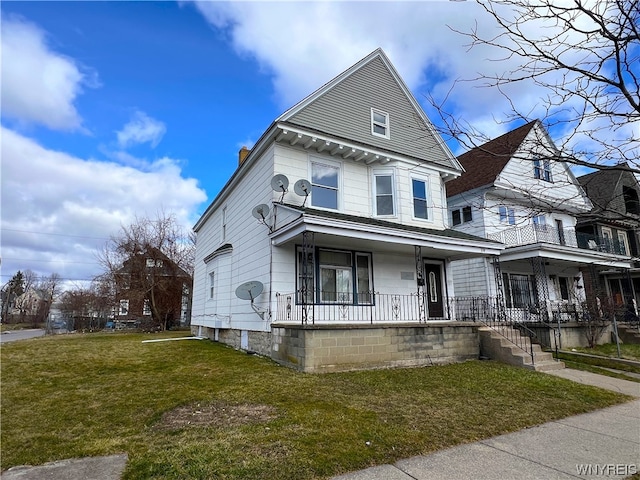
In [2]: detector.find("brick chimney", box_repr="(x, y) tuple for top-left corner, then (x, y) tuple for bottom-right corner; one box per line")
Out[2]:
(238, 146), (250, 165)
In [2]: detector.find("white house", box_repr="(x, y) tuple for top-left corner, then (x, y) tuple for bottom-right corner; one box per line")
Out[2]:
(446, 121), (634, 329)
(191, 49), (503, 372)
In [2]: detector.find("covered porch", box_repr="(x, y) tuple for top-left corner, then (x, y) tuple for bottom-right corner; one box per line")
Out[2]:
(269, 205), (503, 324)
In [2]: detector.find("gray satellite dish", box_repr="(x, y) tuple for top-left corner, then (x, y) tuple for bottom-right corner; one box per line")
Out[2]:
(235, 281), (264, 301)
(251, 204), (270, 221)
(294, 178), (311, 206)
(294, 179), (311, 196)
(271, 174), (289, 192)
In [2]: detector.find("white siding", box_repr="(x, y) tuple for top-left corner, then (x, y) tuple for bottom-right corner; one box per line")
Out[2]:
(192, 146), (276, 332)
(450, 257), (495, 297)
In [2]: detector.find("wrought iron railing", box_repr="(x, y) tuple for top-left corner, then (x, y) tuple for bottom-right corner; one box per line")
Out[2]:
(488, 225), (628, 255)
(275, 291), (427, 324)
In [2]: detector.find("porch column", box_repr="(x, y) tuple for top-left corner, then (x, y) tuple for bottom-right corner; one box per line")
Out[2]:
(530, 257), (551, 323)
(414, 245), (426, 323)
(492, 256), (507, 323)
(301, 230), (315, 325)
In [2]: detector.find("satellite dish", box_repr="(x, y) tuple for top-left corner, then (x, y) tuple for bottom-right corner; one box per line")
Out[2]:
(271, 174), (289, 192)
(294, 179), (311, 196)
(252, 204), (270, 221)
(235, 281), (264, 301)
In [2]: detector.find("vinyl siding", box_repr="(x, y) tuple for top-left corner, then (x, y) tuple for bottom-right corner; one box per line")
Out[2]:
(287, 57), (453, 169)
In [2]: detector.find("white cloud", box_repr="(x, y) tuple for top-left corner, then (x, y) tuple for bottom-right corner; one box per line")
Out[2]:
(191, 1), (635, 161)
(0, 15), (95, 131)
(1, 126), (207, 283)
(116, 111), (167, 149)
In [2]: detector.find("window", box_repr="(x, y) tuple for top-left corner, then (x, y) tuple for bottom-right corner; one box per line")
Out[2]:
(502, 273), (538, 308)
(371, 108), (389, 138)
(451, 206), (472, 226)
(209, 272), (215, 299)
(412, 179), (428, 220)
(623, 186), (640, 215)
(311, 161), (339, 209)
(374, 173), (394, 216)
(221, 206), (227, 241)
(143, 299), (151, 316)
(119, 299), (129, 316)
(533, 159), (552, 182)
(533, 215), (546, 226)
(296, 247), (372, 305)
(499, 206), (516, 225)
(146, 258), (155, 267)
(617, 231), (630, 255)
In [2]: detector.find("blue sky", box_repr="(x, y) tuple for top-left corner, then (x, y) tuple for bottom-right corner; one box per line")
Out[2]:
(1, 1), (635, 288)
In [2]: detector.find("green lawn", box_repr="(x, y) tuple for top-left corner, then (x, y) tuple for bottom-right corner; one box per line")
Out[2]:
(1, 332), (632, 479)
(572, 343), (640, 362)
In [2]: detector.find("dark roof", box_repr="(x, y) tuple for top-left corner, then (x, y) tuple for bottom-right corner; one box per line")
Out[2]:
(446, 121), (537, 198)
(282, 204), (498, 244)
(577, 166), (624, 212)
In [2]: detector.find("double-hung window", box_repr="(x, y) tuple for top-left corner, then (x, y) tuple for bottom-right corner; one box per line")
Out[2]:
(119, 299), (129, 316)
(374, 172), (395, 216)
(296, 247), (373, 305)
(451, 206), (472, 226)
(412, 179), (429, 220)
(209, 272), (215, 299)
(533, 159), (552, 182)
(311, 161), (339, 210)
(499, 206), (516, 225)
(371, 108), (390, 138)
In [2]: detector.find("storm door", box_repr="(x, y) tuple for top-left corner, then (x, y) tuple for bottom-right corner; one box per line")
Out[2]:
(424, 263), (444, 318)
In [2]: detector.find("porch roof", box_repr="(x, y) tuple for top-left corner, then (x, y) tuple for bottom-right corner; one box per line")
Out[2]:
(499, 242), (633, 268)
(270, 204), (504, 259)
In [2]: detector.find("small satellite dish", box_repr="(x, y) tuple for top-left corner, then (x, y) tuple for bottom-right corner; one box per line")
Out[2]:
(235, 281), (264, 301)
(271, 174), (289, 192)
(251, 204), (270, 221)
(294, 179), (311, 207)
(294, 179), (311, 196)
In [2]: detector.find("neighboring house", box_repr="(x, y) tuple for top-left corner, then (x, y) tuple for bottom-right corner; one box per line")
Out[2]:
(114, 247), (192, 329)
(576, 164), (640, 310)
(446, 120), (634, 327)
(13, 287), (46, 318)
(191, 49), (503, 372)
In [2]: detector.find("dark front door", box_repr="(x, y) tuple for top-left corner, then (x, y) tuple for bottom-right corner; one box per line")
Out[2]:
(424, 263), (444, 318)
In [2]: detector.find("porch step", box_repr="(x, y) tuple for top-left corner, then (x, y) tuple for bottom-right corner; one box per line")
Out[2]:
(479, 327), (565, 372)
(617, 325), (640, 345)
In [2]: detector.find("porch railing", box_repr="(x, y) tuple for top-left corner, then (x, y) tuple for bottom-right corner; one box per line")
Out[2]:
(275, 291), (427, 324)
(488, 225), (628, 255)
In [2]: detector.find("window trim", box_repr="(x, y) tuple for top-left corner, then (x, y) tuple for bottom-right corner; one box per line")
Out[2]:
(533, 159), (553, 182)
(310, 157), (341, 211)
(119, 299), (129, 316)
(296, 246), (374, 306)
(411, 177), (430, 221)
(372, 169), (396, 217)
(208, 271), (215, 300)
(617, 230), (630, 255)
(371, 108), (390, 139)
(499, 206), (516, 225)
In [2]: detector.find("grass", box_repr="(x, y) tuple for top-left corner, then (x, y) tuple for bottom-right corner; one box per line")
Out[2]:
(1, 332), (633, 479)
(571, 343), (640, 362)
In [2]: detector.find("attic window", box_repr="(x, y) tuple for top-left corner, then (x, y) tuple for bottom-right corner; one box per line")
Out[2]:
(371, 109), (389, 139)
(533, 159), (552, 182)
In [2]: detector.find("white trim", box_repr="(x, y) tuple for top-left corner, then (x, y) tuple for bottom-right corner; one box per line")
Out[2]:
(372, 167), (397, 217)
(371, 108), (390, 139)
(411, 175), (431, 222)
(309, 155), (342, 211)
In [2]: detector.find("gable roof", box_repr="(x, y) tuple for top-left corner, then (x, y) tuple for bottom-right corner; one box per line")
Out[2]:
(446, 120), (537, 198)
(577, 163), (640, 218)
(277, 48), (460, 171)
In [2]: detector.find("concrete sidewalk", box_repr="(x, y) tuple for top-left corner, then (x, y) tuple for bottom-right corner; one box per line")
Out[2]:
(332, 370), (640, 480)
(2, 369), (639, 480)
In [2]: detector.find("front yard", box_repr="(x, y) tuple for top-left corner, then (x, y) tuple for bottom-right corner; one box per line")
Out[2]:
(1, 332), (632, 479)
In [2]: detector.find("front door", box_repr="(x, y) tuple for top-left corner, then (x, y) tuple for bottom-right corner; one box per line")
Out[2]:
(424, 263), (444, 318)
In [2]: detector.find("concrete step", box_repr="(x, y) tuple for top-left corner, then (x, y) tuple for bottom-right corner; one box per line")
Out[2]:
(479, 326), (564, 372)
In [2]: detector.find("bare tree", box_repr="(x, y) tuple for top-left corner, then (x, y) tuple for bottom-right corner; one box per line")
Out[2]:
(429, 0), (639, 225)
(97, 213), (194, 331)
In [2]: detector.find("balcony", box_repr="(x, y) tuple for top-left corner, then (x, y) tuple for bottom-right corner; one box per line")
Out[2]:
(487, 225), (628, 255)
